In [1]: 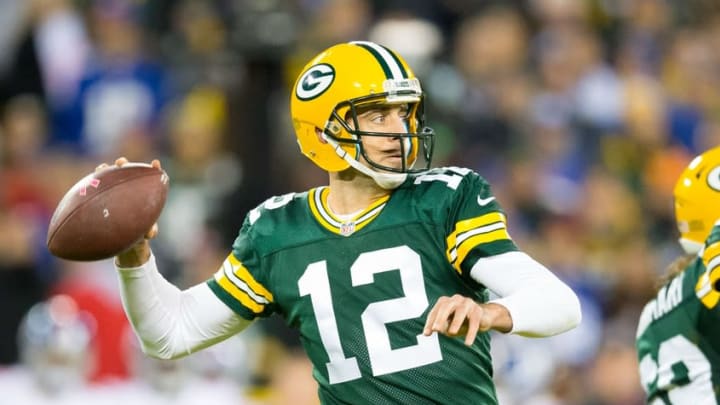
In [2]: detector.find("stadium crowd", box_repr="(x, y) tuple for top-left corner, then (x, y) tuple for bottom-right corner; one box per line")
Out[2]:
(1, 0), (718, 403)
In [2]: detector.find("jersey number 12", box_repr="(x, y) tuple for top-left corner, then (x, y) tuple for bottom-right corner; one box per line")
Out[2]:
(298, 245), (443, 384)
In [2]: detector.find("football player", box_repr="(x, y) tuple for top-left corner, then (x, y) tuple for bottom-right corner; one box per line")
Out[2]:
(636, 146), (720, 404)
(0, 295), (95, 404)
(110, 41), (581, 404)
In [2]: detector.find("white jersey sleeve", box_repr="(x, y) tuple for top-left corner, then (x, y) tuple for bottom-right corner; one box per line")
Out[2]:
(116, 254), (252, 359)
(470, 251), (582, 337)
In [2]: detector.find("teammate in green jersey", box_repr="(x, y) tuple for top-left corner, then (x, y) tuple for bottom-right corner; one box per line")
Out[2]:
(109, 41), (581, 404)
(636, 146), (720, 404)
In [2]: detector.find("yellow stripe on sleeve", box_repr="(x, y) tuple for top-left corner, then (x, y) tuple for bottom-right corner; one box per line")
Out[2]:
(214, 272), (264, 313)
(446, 212), (507, 266)
(452, 228), (511, 272)
(227, 254), (274, 302)
(696, 271), (720, 309)
(703, 241), (720, 293)
(454, 212), (506, 235)
(703, 241), (720, 269)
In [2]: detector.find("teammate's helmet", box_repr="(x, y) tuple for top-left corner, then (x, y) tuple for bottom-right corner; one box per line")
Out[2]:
(674, 146), (720, 254)
(18, 295), (94, 395)
(290, 41), (435, 189)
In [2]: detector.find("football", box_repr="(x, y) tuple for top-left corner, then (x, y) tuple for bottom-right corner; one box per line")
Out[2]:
(47, 163), (169, 261)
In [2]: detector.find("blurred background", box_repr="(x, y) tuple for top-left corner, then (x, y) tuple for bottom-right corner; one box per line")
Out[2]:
(0, 0), (717, 403)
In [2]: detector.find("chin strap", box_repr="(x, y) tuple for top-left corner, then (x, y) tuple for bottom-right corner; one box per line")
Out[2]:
(323, 132), (407, 189)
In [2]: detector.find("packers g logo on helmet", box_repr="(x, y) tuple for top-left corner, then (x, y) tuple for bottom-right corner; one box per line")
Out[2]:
(708, 166), (720, 191)
(296, 64), (335, 100)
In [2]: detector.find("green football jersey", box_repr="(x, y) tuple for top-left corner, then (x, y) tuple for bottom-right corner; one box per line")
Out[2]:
(635, 224), (720, 404)
(207, 167), (518, 404)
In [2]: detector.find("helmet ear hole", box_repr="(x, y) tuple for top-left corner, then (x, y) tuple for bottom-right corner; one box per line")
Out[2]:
(315, 128), (327, 144)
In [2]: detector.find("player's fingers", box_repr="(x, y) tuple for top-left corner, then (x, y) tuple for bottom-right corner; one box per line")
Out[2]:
(460, 304), (486, 345)
(464, 313), (482, 346)
(448, 302), (472, 335)
(115, 157), (129, 167)
(150, 159), (161, 170)
(423, 302), (441, 336)
(431, 300), (458, 334)
(95, 163), (109, 173)
(424, 297), (451, 335)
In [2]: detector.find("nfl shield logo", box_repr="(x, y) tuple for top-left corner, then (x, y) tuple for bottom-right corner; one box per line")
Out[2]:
(340, 221), (356, 236)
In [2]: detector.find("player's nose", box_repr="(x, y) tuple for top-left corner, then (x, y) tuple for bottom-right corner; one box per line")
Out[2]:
(386, 113), (407, 135)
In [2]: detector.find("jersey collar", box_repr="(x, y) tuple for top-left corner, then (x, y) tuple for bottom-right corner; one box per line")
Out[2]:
(308, 186), (389, 237)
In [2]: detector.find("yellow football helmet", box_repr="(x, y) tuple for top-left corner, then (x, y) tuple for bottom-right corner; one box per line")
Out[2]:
(674, 146), (720, 254)
(290, 41), (434, 189)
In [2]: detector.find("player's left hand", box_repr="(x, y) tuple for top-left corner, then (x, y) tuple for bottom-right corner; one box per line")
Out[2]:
(422, 295), (512, 346)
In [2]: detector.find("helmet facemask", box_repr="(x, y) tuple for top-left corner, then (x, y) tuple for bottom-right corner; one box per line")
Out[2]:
(322, 89), (435, 180)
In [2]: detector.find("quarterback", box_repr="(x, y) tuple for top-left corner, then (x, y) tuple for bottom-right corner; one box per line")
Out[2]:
(636, 146), (720, 404)
(112, 41), (581, 404)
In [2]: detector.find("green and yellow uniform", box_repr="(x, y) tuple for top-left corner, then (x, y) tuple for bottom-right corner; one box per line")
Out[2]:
(208, 167), (517, 404)
(636, 224), (720, 404)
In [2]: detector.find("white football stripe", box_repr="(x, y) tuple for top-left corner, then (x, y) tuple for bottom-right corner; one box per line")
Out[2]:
(223, 260), (270, 304)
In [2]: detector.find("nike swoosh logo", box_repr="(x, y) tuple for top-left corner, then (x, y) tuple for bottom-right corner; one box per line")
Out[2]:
(477, 196), (496, 206)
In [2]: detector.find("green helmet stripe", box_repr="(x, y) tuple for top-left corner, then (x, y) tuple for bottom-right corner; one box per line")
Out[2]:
(378, 44), (409, 78)
(351, 41), (405, 79)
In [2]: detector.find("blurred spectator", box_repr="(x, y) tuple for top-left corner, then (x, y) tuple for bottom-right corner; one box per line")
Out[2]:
(0, 1), (45, 106)
(115, 327), (254, 404)
(368, 14), (443, 78)
(0, 295), (107, 404)
(661, 28), (720, 155)
(31, 0), (91, 108)
(584, 341), (645, 405)
(50, 0), (168, 160)
(2, 0), (720, 403)
(158, 0), (244, 95)
(0, 94), (55, 365)
(155, 86), (241, 279)
(429, 7), (531, 174)
(51, 259), (132, 384)
(284, 0), (372, 85)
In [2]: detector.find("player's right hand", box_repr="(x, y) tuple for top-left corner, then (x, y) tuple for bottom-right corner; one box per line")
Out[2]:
(97, 157), (161, 267)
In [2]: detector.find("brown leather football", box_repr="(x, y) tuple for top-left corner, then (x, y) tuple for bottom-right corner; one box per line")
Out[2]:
(47, 163), (169, 261)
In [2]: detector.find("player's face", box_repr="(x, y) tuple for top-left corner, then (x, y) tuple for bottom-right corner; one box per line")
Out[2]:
(355, 104), (411, 171)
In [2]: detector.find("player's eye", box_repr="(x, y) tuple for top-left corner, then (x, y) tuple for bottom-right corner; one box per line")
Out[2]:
(357, 108), (385, 123)
(369, 112), (387, 124)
